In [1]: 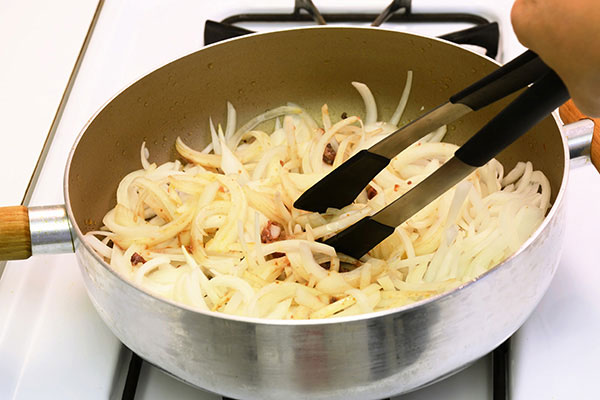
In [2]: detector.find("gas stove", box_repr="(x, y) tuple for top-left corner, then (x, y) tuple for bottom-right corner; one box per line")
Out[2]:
(1, 1), (599, 400)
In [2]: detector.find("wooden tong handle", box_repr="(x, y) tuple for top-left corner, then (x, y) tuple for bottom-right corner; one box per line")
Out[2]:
(0, 206), (32, 260)
(559, 99), (600, 172)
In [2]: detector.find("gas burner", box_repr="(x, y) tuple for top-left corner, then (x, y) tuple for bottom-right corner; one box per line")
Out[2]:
(204, 20), (499, 59)
(219, 0), (486, 27)
(203, 0), (499, 59)
(120, 339), (509, 400)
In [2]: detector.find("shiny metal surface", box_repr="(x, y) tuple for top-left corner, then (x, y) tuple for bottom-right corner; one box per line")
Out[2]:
(62, 27), (569, 399)
(372, 157), (476, 227)
(370, 102), (472, 159)
(565, 119), (594, 159)
(29, 205), (74, 255)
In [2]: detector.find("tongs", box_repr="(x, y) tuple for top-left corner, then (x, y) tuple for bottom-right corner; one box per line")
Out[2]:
(293, 50), (569, 259)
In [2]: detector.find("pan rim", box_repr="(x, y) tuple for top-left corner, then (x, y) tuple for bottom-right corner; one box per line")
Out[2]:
(63, 25), (570, 327)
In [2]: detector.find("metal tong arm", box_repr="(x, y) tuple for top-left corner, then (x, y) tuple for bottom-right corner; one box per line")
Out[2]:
(294, 50), (551, 212)
(324, 70), (570, 259)
(370, 50), (547, 159)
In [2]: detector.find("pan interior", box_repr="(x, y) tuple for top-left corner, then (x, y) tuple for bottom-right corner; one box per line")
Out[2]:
(67, 27), (565, 239)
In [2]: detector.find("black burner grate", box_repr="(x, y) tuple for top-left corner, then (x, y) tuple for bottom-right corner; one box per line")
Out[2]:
(203, 0), (499, 59)
(204, 19), (499, 59)
(121, 339), (510, 400)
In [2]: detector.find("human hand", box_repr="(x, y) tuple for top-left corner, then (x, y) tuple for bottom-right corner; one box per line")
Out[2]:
(511, 0), (600, 117)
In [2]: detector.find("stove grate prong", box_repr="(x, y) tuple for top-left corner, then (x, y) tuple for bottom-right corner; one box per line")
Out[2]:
(371, 0), (411, 27)
(294, 0), (326, 25)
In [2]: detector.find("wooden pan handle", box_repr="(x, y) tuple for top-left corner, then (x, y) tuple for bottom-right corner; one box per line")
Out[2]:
(559, 99), (600, 172)
(0, 206), (32, 260)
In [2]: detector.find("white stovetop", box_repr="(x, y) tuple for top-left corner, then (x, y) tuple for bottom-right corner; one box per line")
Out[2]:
(1, 1), (599, 399)
(0, 0), (100, 206)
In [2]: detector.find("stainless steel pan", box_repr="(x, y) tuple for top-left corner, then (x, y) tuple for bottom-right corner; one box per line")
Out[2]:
(1, 27), (598, 399)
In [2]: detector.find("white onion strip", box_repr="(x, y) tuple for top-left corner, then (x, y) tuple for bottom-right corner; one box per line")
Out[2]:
(87, 80), (550, 320)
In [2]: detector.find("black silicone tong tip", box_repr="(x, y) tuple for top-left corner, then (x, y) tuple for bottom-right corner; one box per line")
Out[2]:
(323, 217), (395, 259)
(293, 150), (389, 213)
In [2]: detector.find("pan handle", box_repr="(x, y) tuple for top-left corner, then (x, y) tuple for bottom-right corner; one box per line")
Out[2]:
(0, 206), (31, 260)
(0, 205), (74, 260)
(559, 99), (600, 172)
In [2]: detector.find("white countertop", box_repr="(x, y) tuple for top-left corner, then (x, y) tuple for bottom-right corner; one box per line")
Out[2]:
(511, 162), (600, 400)
(0, 0), (100, 206)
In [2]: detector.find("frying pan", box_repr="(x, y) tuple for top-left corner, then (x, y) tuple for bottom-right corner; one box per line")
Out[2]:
(0, 27), (598, 399)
